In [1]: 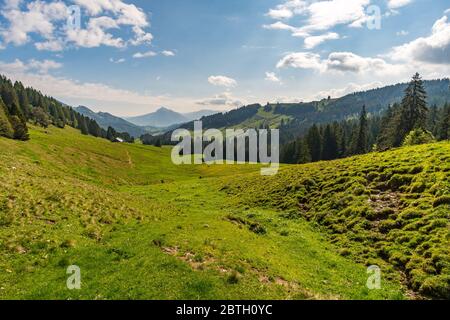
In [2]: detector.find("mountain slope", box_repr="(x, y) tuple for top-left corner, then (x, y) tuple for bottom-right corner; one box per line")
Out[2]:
(223, 142), (450, 299)
(179, 79), (450, 134)
(75, 106), (147, 138)
(184, 109), (220, 121)
(0, 125), (410, 300)
(126, 107), (220, 128)
(126, 107), (189, 127)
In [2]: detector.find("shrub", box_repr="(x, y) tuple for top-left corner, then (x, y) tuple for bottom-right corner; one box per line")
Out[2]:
(227, 271), (240, 284)
(249, 222), (266, 235)
(403, 129), (435, 147)
(9, 116), (29, 141)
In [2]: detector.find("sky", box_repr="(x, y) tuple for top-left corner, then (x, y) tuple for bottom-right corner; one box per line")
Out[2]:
(0, 0), (449, 116)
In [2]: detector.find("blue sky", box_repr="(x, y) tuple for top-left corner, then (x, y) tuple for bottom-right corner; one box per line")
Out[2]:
(0, 0), (449, 116)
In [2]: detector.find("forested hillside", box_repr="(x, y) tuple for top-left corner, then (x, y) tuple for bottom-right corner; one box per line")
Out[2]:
(0, 75), (135, 143)
(0, 75), (104, 141)
(281, 74), (450, 164)
(75, 106), (146, 138)
(172, 79), (449, 134)
(143, 77), (449, 148)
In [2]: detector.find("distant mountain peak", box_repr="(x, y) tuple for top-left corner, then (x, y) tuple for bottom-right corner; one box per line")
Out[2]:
(126, 108), (220, 128)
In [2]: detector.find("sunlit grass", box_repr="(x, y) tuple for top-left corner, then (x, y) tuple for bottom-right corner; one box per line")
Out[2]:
(2, 125), (445, 299)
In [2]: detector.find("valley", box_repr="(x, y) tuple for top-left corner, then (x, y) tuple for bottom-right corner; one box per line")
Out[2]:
(1, 125), (448, 299)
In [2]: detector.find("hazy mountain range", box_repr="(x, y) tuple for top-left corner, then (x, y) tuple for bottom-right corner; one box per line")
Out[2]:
(125, 107), (220, 127)
(75, 106), (220, 137)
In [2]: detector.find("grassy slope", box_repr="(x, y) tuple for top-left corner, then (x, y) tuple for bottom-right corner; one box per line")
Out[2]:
(232, 108), (291, 130)
(1, 125), (442, 299)
(224, 144), (450, 299)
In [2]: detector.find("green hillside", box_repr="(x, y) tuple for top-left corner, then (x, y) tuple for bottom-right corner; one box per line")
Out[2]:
(0, 125), (448, 299)
(178, 79), (450, 133)
(223, 144), (450, 298)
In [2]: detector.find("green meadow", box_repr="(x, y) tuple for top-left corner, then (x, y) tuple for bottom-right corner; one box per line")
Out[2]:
(0, 125), (448, 299)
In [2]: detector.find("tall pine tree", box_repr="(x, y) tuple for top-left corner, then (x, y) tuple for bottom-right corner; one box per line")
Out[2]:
(396, 73), (428, 146)
(306, 124), (322, 162)
(438, 103), (450, 140)
(354, 105), (368, 154)
(321, 124), (338, 160)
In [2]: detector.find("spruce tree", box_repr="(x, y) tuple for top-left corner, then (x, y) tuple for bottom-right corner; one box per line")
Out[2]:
(355, 105), (368, 154)
(296, 138), (312, 164)
(9, 115), (29, 140)
(321, 124), (338, 160)
(438, 103), (450, 140)
(78, 116), (89, 135)
(106, 126), (117, 141)
(306, 124), (322, 162)
(428, 104), (439, 136)
(396, 73), (428, 146)
(377, 104), (400, 150)
(0, 97), (14, 138)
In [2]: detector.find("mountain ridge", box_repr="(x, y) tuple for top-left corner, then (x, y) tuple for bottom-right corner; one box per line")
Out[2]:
(126, 107), (220, 127)
(75, 106), (148, 138)
(179, 79), (450, 133)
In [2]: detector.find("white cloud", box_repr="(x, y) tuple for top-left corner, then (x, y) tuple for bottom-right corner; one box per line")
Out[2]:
(73, 0), (148, 27)
(304, 0), (370, 33)
(133, 51), (158, 58)
(311, 81), (383, 100)
(196, 91), (243, 109)
(276, 52), (325, 71)
(264, 0), (370, 46)
(0, 0), (67, 46)
(0, 58), (62, 74)
(265, 72), (282, 83)
(128, 26), (153, 46)
(277, 51), (397, 75)
(396, 30), (409, 36)
(3, 0), (21, 10)
(389, 15), (450, 64)
(110, 58), (125, 64)
(263, 21), (299, 32)
(304, 32), (339, 49)
(208, 75), (237, 88)
(326, 52), (388, 73)
(35, 39), (64, 51)
(161, 50), (175, 57)
(388, 0), (413, 9)
(266, 8), (294, 20)
(0, 0), (153, 51)
(265, 0), (308, 20)
(66, 16), (125, 49)
(27, 59), (62, 73)
(266, 0), (371, 33)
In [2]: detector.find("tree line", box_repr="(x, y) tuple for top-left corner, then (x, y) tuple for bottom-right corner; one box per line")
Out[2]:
(281, 73), (450, 164)
(0, 75), (134, 143)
